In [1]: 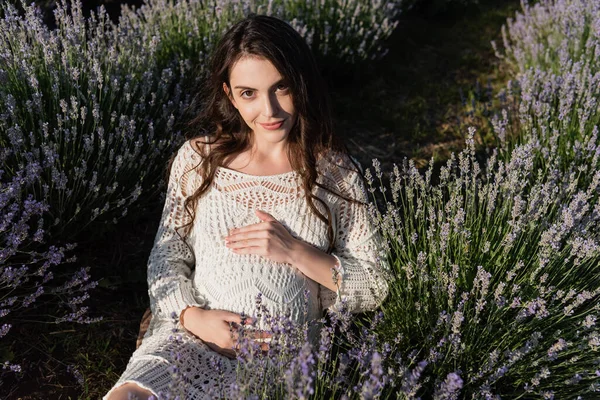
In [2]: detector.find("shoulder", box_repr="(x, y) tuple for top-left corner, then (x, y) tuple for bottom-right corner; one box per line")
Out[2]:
(167, 137), (208, 186)
(317, 149), (367, 202)
(318, 149), (364, 173)
(185, 136), (212, 159)
(171, 136), (213, 167)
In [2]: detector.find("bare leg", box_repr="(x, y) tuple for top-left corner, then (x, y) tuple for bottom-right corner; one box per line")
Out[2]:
(105, 382), (155, 400)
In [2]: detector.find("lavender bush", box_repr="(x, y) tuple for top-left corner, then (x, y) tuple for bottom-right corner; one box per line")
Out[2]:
(0, 0), (185, 381)
(359, 1), (600, 396)
(369, 128), (599, 398)
(0, 236), (100, 377)
(118, 0), (403, 72)
(151, 294), (408, 400)
(491, 0), (600, 164)
(0, 0), (191, 240)
(494, 0), (600, 75)
(402, 0), (482, 15)
(0, 177), (100, 378)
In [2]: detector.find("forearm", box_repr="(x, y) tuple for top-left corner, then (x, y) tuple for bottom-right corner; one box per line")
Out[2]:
(289, 240), (340, 292)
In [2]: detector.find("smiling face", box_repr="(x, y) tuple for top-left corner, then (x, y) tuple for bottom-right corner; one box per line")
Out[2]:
(223, 55), (297, 144)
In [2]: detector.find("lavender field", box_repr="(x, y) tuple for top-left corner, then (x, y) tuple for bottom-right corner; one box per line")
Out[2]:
(1, 0), (599, 398)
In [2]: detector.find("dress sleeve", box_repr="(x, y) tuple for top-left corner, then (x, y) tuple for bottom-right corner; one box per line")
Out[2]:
(147, 141), (207, 321)
(319, 157), (390, 313)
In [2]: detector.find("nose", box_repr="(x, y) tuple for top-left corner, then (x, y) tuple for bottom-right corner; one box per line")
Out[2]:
(262, 93), (279, 117)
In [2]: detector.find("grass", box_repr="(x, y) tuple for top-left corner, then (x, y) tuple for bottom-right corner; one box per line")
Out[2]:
(2, 0), (523, 398)
(331, 0), (521, 171)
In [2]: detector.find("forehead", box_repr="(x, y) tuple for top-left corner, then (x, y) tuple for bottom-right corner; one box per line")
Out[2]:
(229, 55), (283, 85)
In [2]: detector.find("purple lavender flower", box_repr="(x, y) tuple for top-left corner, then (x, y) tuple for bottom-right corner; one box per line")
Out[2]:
(433, 372), (463, 400)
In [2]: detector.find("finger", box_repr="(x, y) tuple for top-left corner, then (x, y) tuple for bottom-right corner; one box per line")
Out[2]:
(228, 238), (269, 249)
(220, 312), (243, 325)
(252, 330), (272, 340)
(225, 234), (267, 248)
(241, 316), (257, 325)
(235, 316), (257, 326)
(228, 221), (266, 235)
(220, 312), (256, 329)
(225, 229), (269, 244)
(230, 245), (263, 255)
(235, 327), (263, 341)
(260, 342), (269, 353)
(255, 209), (277, 222)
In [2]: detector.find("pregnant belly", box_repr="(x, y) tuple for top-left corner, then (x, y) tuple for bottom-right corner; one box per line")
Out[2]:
(194, 263), (321, 325)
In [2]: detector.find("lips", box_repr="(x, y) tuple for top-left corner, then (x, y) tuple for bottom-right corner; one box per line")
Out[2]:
(259, 120), (285, 130)
(260, 120), (284, 127)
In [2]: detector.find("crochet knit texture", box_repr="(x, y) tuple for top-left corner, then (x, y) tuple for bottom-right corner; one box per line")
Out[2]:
(103, 138), (390, 399)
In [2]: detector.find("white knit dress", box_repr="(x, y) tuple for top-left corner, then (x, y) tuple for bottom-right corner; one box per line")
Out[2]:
(103, 139), (390, 399)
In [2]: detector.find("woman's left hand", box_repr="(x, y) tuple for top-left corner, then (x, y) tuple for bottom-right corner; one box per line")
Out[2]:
(224, 209), (299, 264)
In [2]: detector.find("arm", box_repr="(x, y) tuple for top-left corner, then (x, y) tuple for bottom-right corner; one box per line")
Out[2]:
(147, 142), (207, 321)
(317, 157), (391, 313)
(289, 241), (340, 293)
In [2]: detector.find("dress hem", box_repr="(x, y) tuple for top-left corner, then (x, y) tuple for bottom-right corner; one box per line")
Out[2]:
(102, 357), (171, 400)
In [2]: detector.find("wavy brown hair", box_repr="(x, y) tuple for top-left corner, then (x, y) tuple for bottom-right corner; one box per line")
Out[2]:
(172, 14), (367, 254)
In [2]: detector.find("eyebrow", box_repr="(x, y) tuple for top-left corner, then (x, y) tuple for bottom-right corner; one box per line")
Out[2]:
(233, 78), (286, 91)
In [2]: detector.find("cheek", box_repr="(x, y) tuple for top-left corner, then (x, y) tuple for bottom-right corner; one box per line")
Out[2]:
(238, 105), (259, 121)
(283, 99), (295, 116)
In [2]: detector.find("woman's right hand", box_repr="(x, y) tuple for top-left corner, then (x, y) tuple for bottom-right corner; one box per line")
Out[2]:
(181, 306), (271, 359)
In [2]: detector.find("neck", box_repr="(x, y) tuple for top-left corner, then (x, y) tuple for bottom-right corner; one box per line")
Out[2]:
(248, 132), (290, 162)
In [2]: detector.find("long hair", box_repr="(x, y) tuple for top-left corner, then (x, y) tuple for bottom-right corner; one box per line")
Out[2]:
(174, 14), (366, 254)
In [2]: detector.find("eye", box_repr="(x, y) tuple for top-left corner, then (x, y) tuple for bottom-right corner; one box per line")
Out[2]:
(240, 90), (254, 99)
(240, 84), (288, 99)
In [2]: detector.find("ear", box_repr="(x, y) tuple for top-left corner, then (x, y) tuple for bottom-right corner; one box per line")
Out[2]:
(223, 82), (237, 110)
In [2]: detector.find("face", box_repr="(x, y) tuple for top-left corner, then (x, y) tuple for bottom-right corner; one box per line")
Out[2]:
(223, 55), (296, 144)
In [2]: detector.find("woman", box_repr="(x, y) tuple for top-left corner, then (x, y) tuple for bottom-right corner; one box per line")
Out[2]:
(104, 13), (389, 400)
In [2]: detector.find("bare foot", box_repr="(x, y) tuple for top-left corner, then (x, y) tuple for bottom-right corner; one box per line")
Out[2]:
(105, 382), (155, 400)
